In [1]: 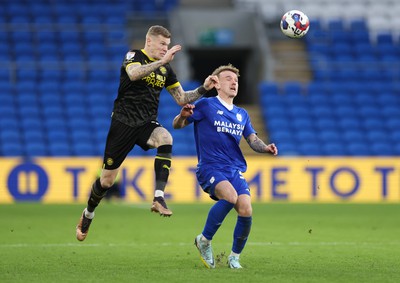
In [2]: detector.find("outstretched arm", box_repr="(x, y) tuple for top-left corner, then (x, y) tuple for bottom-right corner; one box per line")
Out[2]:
(126, 45), (182, 81)
(246, 133), (278, 155)
(173, 104), (195, 129)
(169, 75), (218, 106)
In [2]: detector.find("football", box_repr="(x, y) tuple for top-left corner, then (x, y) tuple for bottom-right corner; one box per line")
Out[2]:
(280, 10), (310, 38)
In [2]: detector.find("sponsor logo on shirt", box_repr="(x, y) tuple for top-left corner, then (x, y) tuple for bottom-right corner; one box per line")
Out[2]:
(214, 120), (244, 136)
(142, 71), (166, 88)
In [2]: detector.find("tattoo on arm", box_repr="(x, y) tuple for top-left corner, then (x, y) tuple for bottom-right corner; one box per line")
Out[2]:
(169, 87), (187, 105)
(247, 134), (269, 153)
(169, 86), (204, 105)
(127, 61), (163, 81)
(183, 87), (203, 103)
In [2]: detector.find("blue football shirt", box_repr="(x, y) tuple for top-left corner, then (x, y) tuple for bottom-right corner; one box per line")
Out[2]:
(187, 96), (256, 172)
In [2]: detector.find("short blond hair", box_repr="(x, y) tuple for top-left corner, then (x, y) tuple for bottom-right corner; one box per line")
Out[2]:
(211, 64), (240, 77)
(146, 25), (171, 38)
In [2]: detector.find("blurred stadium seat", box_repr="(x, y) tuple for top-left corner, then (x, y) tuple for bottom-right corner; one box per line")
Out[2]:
(0, 0), (184, 157)
(255, 0), (400, 156)
(1, 0), (399, 158)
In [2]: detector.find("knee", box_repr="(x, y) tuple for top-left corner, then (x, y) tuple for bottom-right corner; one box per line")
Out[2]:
(161, 131), (173, 145)
(100, 176), (114, 189)
(156, 129), (173, 147)
(237, 205), (252, 217)
(225, 194), (238, 204)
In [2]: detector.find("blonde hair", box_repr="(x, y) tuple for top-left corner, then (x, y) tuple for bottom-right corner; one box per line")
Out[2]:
(146, 25), (171, 38)
(211, 64), (240, 77)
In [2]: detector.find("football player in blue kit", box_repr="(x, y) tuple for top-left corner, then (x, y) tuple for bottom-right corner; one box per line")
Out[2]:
(173, 64), (278, 269)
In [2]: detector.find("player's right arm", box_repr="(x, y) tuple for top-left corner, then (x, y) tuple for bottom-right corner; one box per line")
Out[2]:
(173, 104), (195, 129)
(168, 75), (217, 106)
(126, 45), (181, 81)
(126, 61), (164, 81)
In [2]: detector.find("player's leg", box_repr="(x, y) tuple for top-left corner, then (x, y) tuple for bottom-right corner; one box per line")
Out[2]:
(145, 126), (173, 216)
(76, 119), (135, 241)
(202, 180), (237, 240)
(195, 180), (236, 268)
(227, 172), (252, 268)
(228, 194), (252, 269)
(76, 168), (119, 241)
(88, 169), (120, 212)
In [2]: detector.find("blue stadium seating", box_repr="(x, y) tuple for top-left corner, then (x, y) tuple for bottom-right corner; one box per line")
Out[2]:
(1, 143), (25, 156)
(1, 1), (399, 157)
(261, 16), (400, 156)
(1, 0), (183, 157)
(322, 142), (347, 156)
(3, 0), (186, 158)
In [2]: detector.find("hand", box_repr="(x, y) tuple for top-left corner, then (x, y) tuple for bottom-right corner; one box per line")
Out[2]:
(161, 44), (181, 64)
(180, 104), (195, 117)
(266, 143), (278, 155)
(203, 75), (218, 91)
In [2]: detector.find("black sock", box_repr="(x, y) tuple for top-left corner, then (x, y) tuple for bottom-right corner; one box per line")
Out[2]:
(87, 178), (108, 212)
(154, 145), (172, 194)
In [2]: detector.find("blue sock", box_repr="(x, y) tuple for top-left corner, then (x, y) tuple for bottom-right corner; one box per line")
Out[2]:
(232, 216), (252, 254)
(202, 200), (234, 240)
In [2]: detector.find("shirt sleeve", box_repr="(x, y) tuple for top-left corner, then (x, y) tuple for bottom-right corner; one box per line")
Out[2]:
(123, 50), (142, 70)
(187, 98), (207, 123)
(165, 64), (180, 90)
(242, 109), (257, 138)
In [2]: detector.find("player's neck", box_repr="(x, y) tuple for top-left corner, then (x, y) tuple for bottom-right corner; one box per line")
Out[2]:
(217, 95), (234, 109)
(142, 48), (157, 61)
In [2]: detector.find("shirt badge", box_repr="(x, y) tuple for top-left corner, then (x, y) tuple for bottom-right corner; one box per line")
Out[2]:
(126, 51), (135, 60)
(159, 66), (167, 74)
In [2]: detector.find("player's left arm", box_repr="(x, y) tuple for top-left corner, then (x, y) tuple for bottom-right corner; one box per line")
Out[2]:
(168, 85), (203, 106)
(173, 104), (195, 129)
(246, 133), (278, 155)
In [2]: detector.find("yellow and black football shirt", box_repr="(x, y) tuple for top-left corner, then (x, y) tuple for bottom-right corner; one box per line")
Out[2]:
(112, 49), (181, 127)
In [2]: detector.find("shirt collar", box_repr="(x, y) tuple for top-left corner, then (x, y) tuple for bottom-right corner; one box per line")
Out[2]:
(216, 95), (234, 111)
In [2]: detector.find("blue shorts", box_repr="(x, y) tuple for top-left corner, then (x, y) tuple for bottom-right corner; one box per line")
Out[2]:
(196, 166), (250, 200)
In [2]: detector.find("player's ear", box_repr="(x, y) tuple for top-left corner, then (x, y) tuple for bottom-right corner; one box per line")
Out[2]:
(146, 36), (152, 46)
(212, 76), (219, 84)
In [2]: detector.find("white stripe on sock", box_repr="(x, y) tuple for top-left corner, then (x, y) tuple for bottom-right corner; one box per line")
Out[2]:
(84, 208), (95, 219)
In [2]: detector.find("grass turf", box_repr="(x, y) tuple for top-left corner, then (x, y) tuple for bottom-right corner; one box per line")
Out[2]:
(0, 202), (399, 283)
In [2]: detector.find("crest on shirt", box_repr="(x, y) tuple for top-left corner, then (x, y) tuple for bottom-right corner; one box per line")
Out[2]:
(236, 113), (242, 122)
(126, 51), (135, 60)
(217, 110), (223, 115)
(159, 66), (167, 75)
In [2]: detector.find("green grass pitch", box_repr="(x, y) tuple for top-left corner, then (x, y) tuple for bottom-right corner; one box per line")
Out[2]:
(1, 202), (399, 283)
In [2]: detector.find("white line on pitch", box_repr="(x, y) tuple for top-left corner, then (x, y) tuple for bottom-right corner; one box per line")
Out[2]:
(1, 241), (399, 248)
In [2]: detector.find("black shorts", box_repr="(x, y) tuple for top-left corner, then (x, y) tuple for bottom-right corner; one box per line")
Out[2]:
(102, 119), (162, 170)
